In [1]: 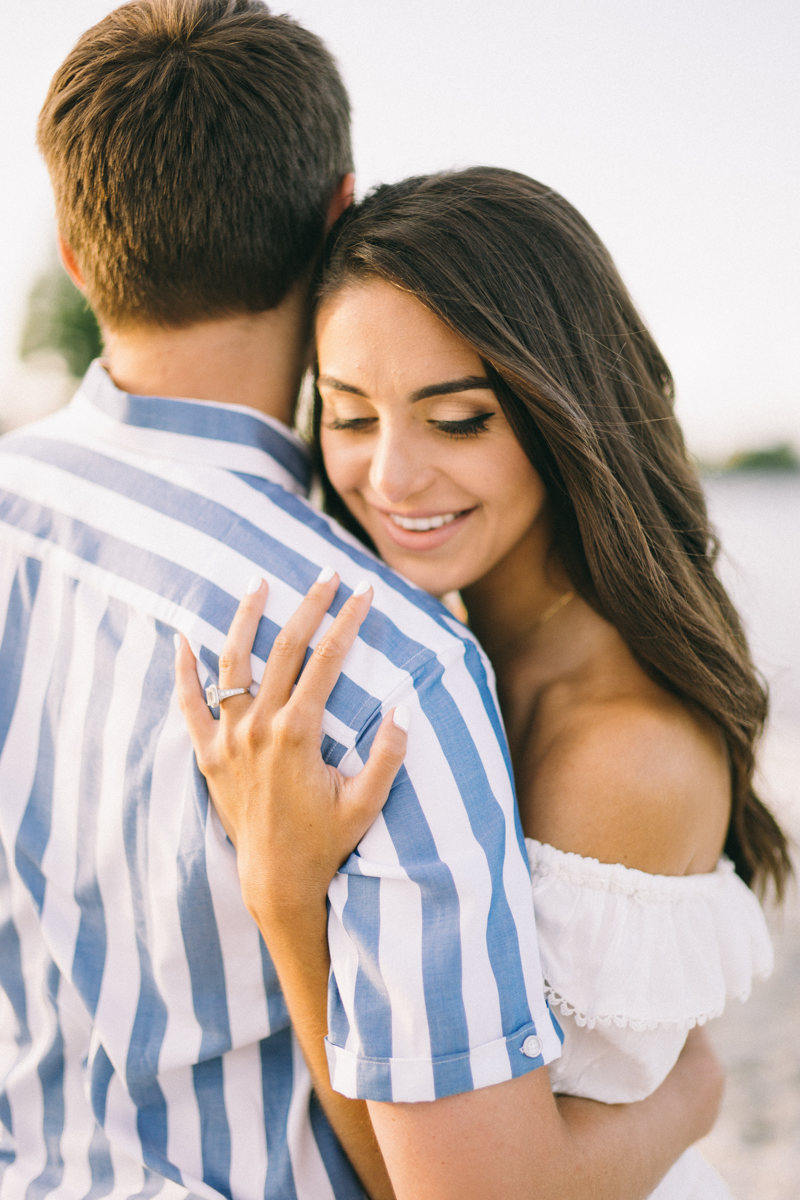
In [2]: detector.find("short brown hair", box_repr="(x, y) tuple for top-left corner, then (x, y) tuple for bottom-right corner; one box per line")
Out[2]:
(38, 0), (352, 329)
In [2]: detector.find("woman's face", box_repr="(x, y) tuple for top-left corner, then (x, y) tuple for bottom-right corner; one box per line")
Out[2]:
(316, 280), (548, 596)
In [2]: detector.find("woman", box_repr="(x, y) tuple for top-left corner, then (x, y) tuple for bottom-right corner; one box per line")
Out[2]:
(177, 169), (788, 1197)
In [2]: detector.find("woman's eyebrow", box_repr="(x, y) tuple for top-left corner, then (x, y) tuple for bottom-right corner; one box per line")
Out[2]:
(316, 374), (493, 401)
(410, 376), (492, 402)
(317, 375), (367, 396)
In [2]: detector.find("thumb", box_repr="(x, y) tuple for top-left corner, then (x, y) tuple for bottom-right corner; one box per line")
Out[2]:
(342, 706), (410, 826)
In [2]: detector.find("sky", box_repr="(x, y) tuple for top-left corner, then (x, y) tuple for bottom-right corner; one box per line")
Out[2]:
(0, 0), (797, 458)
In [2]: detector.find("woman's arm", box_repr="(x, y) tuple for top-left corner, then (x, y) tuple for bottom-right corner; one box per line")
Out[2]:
(368, 1028), (722, 1200)
(176, 576), (723, 1200)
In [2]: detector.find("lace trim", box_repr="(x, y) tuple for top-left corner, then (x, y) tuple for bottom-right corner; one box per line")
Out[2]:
(543, 980), (756, 1032)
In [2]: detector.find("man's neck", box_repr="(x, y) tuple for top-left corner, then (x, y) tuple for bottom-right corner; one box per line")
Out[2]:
(101, 284), (311, 427)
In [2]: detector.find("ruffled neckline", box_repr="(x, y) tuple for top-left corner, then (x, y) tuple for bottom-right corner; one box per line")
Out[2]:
(526, 837), (736, 902)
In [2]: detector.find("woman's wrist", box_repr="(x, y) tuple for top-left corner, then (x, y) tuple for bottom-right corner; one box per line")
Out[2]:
(237, 846), (329, 939)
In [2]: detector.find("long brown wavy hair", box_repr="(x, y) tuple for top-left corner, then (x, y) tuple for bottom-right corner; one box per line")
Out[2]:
(312, 167), (791, 898)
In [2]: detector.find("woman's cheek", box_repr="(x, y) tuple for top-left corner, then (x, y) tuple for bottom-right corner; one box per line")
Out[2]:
(321, 434), (367, 500)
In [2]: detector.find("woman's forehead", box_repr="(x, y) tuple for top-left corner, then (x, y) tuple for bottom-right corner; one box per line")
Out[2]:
(316, 279), (484, 391)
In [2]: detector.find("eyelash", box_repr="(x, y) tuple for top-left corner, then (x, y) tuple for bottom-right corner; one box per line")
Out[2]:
(326, 413), (495, 438)
(432, 413), (494, 438)
(326, 418), (375, 432)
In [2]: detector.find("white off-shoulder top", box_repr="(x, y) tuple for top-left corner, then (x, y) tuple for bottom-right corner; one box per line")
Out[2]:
(526, 839), (774, 1199)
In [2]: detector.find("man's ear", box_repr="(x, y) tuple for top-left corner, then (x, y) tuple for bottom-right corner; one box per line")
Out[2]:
(57, 234), (86, 292)
(325, 173), (355, 232)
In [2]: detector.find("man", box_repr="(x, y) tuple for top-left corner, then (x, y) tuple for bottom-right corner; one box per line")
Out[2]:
(0, 2), (720, 1197)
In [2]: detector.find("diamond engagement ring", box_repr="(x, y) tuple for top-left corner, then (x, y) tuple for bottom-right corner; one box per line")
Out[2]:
(205, 684), (249, 708)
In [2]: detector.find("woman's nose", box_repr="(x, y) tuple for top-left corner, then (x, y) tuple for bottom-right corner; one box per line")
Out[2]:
(369, 426), (434, 504)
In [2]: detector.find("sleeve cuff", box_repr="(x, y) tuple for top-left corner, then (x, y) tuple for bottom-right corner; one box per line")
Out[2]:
(325, 1009), (563, 1102)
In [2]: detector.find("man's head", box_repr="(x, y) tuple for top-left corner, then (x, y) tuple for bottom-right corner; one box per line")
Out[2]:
(38, 0), (353, 331)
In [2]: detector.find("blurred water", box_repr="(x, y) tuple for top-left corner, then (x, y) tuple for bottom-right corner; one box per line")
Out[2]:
(707, 473), (800, 733)
(698, 473), (800, 1200)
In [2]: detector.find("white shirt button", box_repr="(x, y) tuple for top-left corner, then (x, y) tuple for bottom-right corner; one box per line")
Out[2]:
(521, 1035), (542, 1058)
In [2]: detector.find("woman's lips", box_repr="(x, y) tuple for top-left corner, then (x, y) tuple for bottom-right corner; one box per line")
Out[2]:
(373, 506), (475, 551)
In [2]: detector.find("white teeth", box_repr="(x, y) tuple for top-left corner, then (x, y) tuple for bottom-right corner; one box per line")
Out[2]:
(389, 512), (459, 532)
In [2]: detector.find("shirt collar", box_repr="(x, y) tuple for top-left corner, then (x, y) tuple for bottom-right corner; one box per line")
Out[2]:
(70, 359), (311, 496)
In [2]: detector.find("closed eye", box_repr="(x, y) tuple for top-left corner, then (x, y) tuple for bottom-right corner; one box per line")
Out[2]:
(324, 417), (377, 432)
(430, 413), (495, 438)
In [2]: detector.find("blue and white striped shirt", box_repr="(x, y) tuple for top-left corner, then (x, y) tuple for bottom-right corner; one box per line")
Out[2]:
(0, 362), (561, 1199)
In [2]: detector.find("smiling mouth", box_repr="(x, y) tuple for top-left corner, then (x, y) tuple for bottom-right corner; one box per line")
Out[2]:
(388, 510), (468, 532)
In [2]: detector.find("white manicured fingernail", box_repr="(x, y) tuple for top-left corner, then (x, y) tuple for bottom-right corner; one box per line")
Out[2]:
(353, 580), (371, 597)
(393, 704), (411, 732)
(246, 574), (264, 595)
(173, 633), (182, 651)
(317, 565), (336, 584)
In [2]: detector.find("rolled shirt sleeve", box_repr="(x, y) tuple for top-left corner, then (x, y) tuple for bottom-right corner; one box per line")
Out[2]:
(324, 641), (564, 1103)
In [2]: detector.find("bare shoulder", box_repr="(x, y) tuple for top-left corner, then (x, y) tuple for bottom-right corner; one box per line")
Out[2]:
(522, 692), (731, 875)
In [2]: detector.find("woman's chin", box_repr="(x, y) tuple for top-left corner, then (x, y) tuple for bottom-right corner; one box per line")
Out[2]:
(376, 550), (468, 599)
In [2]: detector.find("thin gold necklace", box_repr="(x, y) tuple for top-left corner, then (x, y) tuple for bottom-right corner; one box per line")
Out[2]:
(536, 590), (575, 629)
(496, 590), (575, 665)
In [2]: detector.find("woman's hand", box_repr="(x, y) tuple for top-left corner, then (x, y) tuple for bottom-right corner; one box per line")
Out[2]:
(174, 569), (409, 936)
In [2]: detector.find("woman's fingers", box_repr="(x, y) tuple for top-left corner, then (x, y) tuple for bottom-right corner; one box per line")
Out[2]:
(215, 576), (269, 714)
(208, 567), (374, 744)
(174, 634), (216, 756)
(287, 581), (374, 718)
(255, 567), (343, 711)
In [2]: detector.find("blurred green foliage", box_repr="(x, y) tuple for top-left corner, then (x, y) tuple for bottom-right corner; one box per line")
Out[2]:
(725, 443), (800, 472)
(20, 265), (103, 379)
